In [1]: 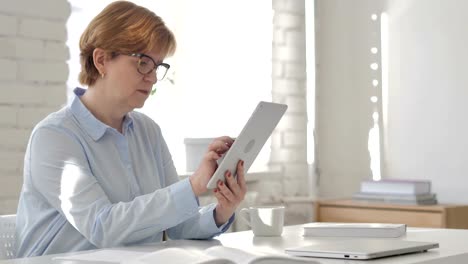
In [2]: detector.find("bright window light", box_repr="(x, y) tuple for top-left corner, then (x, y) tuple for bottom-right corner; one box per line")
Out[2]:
(66, 0), (272, 172)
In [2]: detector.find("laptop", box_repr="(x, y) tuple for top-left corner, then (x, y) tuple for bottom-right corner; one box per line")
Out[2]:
(206, 101), (287, 189)
(285, 239), (439, 260)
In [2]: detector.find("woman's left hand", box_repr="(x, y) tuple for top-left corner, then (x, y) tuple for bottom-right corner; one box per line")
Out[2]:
(213, 160), (247, 226)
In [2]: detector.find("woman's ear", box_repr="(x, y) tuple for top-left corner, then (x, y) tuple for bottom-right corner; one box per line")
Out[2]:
(92, 48), (108, 77)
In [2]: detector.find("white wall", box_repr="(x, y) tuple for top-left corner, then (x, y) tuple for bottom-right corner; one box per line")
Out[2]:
(0, 0), (70, 213)
(385, 0), (468, 203)
(315, 0), (384, 198)
(315, 0), (468, 204)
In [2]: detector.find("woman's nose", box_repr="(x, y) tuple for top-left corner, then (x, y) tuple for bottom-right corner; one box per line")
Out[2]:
(144, 70), (157, 84)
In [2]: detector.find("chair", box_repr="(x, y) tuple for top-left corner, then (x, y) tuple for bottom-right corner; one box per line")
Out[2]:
(0, 214), (16, 259)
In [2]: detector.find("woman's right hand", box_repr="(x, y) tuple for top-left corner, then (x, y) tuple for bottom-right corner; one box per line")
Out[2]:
(189, 136), (234, 196)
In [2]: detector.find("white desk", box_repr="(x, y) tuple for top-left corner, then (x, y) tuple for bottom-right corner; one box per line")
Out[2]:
(2, 225), (468, 263)
(216, 225), (468, 263)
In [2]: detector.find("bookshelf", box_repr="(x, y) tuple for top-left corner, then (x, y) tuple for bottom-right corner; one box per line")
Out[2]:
(314, 199), (468, 229)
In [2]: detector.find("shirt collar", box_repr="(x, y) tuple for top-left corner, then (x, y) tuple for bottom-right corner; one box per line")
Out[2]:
(70, 87), (134, 141)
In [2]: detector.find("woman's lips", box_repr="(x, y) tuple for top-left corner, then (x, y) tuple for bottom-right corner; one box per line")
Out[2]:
(137, 89), (150, 95)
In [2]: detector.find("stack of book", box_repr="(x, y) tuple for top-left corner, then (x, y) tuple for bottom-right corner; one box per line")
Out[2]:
(352, 179), (437, 205)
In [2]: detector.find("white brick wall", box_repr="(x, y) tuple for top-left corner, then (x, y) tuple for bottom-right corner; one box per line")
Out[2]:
(0, 106), (17, 127)
(266, 0), (311, 225)
(1, 0), (70, 20)
(0, 59), (17, 80)
(19, 18), (67, 41)
(0, 0), (70, 214)
(18, 61), (69, 82)
(0, 15), (17, 35)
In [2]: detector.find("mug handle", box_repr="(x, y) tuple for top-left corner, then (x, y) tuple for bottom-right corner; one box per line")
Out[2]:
(239, 208), (251, 227)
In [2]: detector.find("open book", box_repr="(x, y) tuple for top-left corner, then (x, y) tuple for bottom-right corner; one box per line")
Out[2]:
(123, 246), (320, 264)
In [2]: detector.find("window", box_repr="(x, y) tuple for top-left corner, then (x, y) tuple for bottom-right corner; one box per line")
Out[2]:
(67, 0), (272, 172)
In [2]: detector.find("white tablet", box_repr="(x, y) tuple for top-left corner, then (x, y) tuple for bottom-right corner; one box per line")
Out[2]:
(206, 101), (287, 189)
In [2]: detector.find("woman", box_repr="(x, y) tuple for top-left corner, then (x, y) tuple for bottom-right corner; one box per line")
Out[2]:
(15, 1), (246, 257)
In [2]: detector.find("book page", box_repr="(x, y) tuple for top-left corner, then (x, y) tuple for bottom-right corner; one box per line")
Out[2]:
(205, 246), (259, 263)
(205, 246), (320, 264)
(53, 249), (146, 263)
(124, 247), (235, 264)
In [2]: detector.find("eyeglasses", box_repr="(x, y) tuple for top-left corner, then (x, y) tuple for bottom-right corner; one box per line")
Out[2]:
(126, 53), (170, 81)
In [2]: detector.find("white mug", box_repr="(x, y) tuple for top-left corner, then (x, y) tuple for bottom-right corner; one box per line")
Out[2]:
(239, 206), (285, 236)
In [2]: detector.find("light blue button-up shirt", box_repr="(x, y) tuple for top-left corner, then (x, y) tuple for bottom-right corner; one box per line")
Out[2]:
(15, 88), (233, 257)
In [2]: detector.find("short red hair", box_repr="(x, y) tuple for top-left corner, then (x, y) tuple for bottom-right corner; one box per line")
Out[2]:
(78, 1), (176, 86)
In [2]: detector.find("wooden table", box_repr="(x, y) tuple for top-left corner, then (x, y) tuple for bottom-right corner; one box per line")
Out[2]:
(314, 199), (468, 228)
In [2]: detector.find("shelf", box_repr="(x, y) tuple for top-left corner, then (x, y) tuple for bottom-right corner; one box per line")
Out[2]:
(315, 198), (468, 229)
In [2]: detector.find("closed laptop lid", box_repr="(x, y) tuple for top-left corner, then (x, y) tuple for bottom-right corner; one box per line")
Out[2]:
(285, 239), (439, 260)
